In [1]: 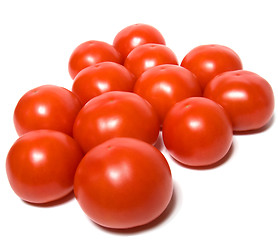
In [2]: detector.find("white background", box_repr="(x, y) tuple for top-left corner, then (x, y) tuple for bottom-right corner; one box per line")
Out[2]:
(1, 0), (278, 239)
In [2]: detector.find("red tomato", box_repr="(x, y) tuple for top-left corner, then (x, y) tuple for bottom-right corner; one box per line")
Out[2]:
(74, 137), (173, 229)
(14, 85), (82, 136)
(113, 23), (166, 60)
(73, 91), (160, 153)
(68, 40), (123, 79)
(124, 43), (178, 79)
(134, 64), (202, 124)
(72, 62), (136, 106)
(6, 130), (84, 204)
(162, 97), (233, 167)
(204, 70), (275, 131)
(181, 44), (243, 90)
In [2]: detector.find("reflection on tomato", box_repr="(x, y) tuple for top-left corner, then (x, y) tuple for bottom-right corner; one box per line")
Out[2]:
(6, 130), (84, 204)
(124, 43), (178, 79)
(68, 40), (123, 79)
(73, 91), (160, 153)
(204, 70), (275, 131)
(134, 64), (202, 124)
(113, 23), (166, 60)
(72, 62), (136, 105)
(14, 85), (82, 136)
(163, 97), (233, 167)
(74, 137), (173, 229)
(181, 44), (243, 90)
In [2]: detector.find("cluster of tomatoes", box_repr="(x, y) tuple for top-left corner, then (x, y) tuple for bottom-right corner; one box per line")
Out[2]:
(6, 24), (275, 230)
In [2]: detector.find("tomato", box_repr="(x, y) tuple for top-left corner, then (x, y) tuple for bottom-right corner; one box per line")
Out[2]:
(134, 64), (202, 124)
(73, 91), (160, 153)
(14, 85), (82, 136)
(6, 130), (84, 204)
(74, 137), (173, 229)
(181, 44), (243, 90)
(113, 23), (166, 60)
(68, 40), (123, 79)
(162, 97), (233, 167)
(204, 70), (275, 131)
(124, 43), (179, 79)
(72, 62), (136, 106)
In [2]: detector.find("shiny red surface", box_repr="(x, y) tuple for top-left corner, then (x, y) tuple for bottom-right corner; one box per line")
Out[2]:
(72, 62), (136, 105)
(68, 40), (123, 79)
(181, 44), (242, 90)
(204, 70), (275, 131)
(74, 137), (173, 229)
(163, 97), (233, 166)
(113, 23), (166, 60)
(6, 130), (84, 203)
(14, 85), (82, 136)
(73, 91), (160, 153)
(124, 43), (178, 79)
(134, 64), (202, 124)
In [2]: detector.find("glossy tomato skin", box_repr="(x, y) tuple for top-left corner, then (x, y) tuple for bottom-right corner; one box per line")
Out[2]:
(14, 85), (82, 136)
(6, 130), (84, 204)
(204, 70), (275, 131)
(162, 97), (233, 167)
(181, 44), (243, 90)
(134, 64), (202, 124)
(113, 23), (166, 60)
(74, 137), (173, 229)
(68, 40), (123, 79)
(73, 91), (160, 153)
(124, 43), (178, 79)
(72, 62), (136, 106)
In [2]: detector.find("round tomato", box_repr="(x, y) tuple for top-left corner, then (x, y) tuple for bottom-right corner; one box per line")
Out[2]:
(14, 85), (82, 136)
(73, 91), (160, 153)
(124, 43), (178, 79)
(181, 44), (243, 90)
(204, 70), (275, 131)
(6, 130), (84, 204)
(134, 64), (202, 124)
(162, 97), (233, 167)
(72, 62), (136, 106)
(113, 23), (166, 60)
(74, 137), (173, 229)
(68, 40), (123, 79)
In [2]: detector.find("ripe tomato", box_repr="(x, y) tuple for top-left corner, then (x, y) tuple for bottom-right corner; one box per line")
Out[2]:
(134, 64), (202, 124)
(181, 44), (243, 90)
(204, 70), (275, 131)
(72, 62), (136, 106)
(68, 40), (123, 79)
(124, 43), (178, 79)
(14, 85), (82, 136)
(162, 97), (233, 167)
(73, 91), (160, 153)
(74, 137), (173, 229)
(6, 130), (84, 204)
(113, 23), (166, 60)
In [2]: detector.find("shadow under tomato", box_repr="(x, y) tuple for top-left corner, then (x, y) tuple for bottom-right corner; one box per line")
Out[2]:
(22, 191), (75, 208)
(171, 142), (235, 170)
(233, 114), (275, 135)
(93, 182), (180, 234)
(154, 131), (164, 151)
